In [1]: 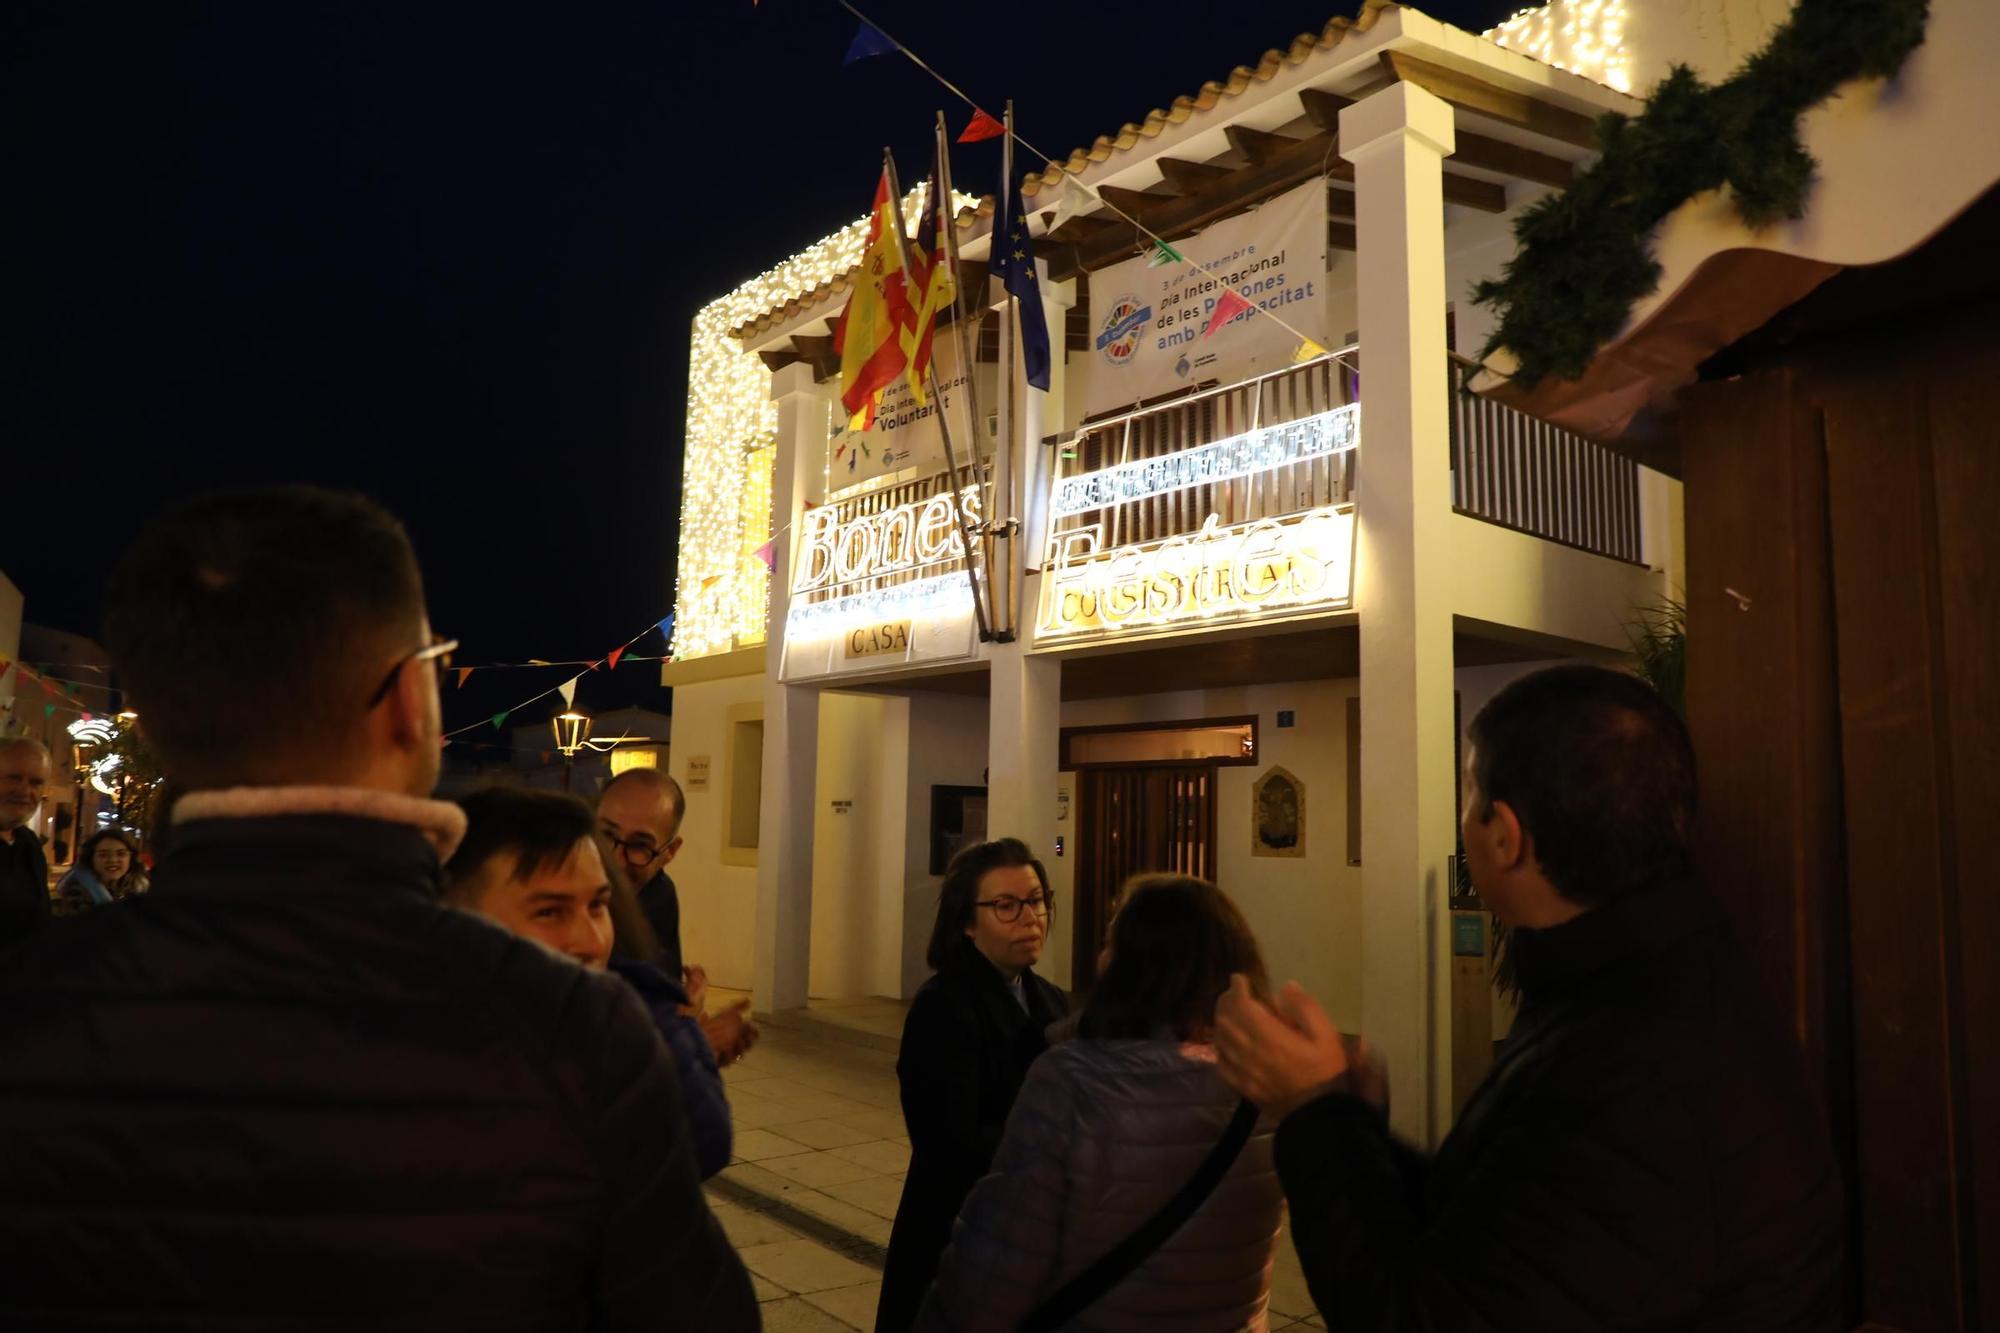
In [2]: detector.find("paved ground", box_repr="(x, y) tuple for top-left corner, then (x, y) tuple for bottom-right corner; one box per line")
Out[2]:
(706, 1010), (1326, 1330)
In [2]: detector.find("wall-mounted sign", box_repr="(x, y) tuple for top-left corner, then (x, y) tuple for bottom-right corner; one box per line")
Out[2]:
(1080, 181), (1328, 417)
(793, 485), (983, 595)
(1038, 506), (1355, 642)
(685, 754), (712, 791)
(844, 620), (911, 659)
(781, 572), (980, 681)
(821, 336), (989, 500)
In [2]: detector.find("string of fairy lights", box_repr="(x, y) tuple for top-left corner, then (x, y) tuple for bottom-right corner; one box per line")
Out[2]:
(1486, 0), (1632, 94)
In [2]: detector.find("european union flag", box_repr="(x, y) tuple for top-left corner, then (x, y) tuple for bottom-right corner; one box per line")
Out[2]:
(988, 172), (1051, 391)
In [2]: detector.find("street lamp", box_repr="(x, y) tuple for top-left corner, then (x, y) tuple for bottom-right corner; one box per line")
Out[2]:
(552, 711), (592, 791)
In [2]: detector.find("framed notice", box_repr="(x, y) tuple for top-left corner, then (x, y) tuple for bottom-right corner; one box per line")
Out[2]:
(1251, 766), (1305, 858)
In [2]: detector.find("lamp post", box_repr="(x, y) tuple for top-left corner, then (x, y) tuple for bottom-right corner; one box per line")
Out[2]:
(552, 711), (592, 792)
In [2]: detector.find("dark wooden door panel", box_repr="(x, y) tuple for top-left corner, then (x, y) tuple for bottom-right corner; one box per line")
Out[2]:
(1075, 764), (1217, 989)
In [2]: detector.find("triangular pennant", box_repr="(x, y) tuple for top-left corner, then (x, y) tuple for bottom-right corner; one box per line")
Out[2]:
(607, 646), (628, 671)
(1146, 239), (1185, 268)
(957, 108), (1005, 143)
(43, 703), (56, 718)
(700, 574), (722, 592)
(753, 539), (776, 572)
(1203, 289), (1255, 339)
(558, 678), (577, 708)
(842, 20), (896, 64)
(455, 666), (473, 688)
(657, 614), (675, 642)
(1041, 173), (1092, 232)
(490, 711), (510, 731)
(1292, 337), (1329, 363)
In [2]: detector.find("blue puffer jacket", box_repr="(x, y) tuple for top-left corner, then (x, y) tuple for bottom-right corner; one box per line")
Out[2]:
(918, 1035), (1283, 1333)
(608, 957), (732, 1179)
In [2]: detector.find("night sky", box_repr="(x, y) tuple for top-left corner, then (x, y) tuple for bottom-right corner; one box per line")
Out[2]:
(5, 0), (1512, 726)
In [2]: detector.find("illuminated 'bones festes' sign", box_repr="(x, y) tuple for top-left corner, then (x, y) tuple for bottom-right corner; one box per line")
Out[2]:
(1051, 404), (1358, 518)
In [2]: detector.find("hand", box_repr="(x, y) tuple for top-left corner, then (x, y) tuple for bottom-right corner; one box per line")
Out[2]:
(682, 963), (709, 1012)
(701, 1000), (757, 1067)
(1213, 974), (1355, 1121)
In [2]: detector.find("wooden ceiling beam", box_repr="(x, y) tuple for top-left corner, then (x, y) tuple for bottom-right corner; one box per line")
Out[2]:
(1298, 87), (1352, 132)
(1378, 49), (1601, 151)
(1156, 156), (1235, 192)
(1450, 130), (1574, 188)
(1224, 124), (1298, 166)
(1096, 184), (1176, 220)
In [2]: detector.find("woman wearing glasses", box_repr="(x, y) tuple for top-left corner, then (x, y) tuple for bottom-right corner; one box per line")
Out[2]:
(915, 875), (1282, 1332)
(875, 838), (1069, 1333)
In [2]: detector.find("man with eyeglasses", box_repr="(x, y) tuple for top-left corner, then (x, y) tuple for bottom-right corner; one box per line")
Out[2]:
(597, 766), (755, 1065)
(0, 487), (755, 1330)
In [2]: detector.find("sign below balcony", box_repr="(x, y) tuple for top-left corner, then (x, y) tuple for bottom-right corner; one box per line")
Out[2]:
(1037, 506), (1355, 643)
(781, 573), (979, 681)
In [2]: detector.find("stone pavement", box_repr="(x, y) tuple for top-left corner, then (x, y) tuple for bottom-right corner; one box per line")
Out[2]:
(705, 1012), (1326, 1330)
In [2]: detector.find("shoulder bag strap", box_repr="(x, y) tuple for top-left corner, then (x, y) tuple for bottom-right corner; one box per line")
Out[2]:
(1019, 1098), (1259, 1333)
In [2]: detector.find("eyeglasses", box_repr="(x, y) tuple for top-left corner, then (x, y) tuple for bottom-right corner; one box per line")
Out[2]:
(974, 891), (1055, 924)
(602, 830), (667, 869)
(366, 637), (458, 709)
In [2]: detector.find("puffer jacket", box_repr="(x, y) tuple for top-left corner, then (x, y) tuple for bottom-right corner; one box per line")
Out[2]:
(0, 790), (757, 1332)
(917, 1035), (1283, 1333)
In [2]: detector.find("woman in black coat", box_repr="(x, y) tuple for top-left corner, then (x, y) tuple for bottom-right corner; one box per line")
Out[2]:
(875, 837), (1069, 1333)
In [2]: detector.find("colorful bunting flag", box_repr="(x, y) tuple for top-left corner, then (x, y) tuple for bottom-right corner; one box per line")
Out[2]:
(608, 646), (628, 671)
(558, 678), (577, 708)
(1203, 289), (1254, 339)
(456, 666), (474, 688)
(753, 539), (777, 572)
(1292, 337), (1329, 363)
(834, 166), (916, 429)
(957, 109), (1005, 143)
(490, 711), (510, 731)
(657, 614), (675, 641)
(1040, 173), (1091, 233)
(842, 21), (896, 65)
(1146, 240), (1185, 268)
(43, 703), (55, 718)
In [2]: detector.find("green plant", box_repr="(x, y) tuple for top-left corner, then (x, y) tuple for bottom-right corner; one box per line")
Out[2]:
(1472, 0), (1930, 389)
(1625, 597), (1687, 718)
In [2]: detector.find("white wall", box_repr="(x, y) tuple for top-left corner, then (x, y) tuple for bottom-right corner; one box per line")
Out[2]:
(809, 691), (912, 1000)
(666, 673), (762, 991)
(899, 691), (991, 996)
(1055, 679), (1367, 1028)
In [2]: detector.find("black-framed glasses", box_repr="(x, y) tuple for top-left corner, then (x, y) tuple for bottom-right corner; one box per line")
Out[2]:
(974, 890), (1055, 924)
(365, 637), (458, 709)
(602, 829), (667, 870)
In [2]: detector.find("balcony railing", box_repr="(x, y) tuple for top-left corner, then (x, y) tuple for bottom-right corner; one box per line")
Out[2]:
(1051, 352), (1359, 553)
(1449, 358), (1643, 564)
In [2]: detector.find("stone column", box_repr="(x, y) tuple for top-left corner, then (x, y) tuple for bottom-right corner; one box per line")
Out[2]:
(754, 362), (828, 1013)
(1341, 82), (1459, 1144)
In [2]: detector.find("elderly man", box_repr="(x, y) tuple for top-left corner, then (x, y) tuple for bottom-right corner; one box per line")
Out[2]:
(1215, 665), (1842, 1331)
(0, 736), (52, 950)
(0, 488), (754, 1330)
(596, 766), (755, 1064)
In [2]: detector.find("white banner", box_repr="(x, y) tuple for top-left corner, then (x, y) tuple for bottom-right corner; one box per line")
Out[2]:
(821, 335), (989, 502)
(1079, 182), (1327, 418)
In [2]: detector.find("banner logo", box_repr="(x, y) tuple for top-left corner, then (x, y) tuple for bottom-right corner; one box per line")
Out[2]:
(1095, 296), (1153, 365)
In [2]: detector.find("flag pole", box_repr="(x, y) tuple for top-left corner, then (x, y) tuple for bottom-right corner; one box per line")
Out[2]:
(993, 101), (1020, 641)
(932, 113), (997, 641)
(885, 145), (992, 644)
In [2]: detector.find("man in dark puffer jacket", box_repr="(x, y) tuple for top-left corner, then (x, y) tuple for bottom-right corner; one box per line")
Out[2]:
(1216, 665), (1843, 1331)
(0, 487), (757, 1331)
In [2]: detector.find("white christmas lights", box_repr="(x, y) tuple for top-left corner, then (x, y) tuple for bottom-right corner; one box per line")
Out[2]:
(1486, 0), (1631, 94)
(673, 188), (970, 660)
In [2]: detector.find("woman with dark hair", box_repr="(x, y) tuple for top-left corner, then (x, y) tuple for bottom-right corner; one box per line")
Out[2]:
(876, 837), (1070, 1333)
(915, 875), (1284, 1333)
(56, 828), (150, 909)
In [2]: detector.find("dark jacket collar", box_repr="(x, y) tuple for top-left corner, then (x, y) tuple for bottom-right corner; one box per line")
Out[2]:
(946, 938), (1065, 1030)
(157, 811), (447, 905)
(1511, 884), (1723, 1004)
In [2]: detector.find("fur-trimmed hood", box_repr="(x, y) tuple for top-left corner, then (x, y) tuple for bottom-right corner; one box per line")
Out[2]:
(174, 787), (466, 862)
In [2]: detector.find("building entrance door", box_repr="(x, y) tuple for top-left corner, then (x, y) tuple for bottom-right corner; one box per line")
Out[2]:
(1073, 764), (1217, 990)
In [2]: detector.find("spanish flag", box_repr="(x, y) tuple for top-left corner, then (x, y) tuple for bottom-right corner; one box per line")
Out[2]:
(903, 165), (956, 408)
(834, 168), (915, 430)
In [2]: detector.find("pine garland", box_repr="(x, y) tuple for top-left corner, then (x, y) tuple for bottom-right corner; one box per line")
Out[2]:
(1473, 0), (1931, 389)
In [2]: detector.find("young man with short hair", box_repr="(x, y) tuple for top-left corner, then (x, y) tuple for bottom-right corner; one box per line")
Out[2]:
(444, 785), (732, 1179)
(0, 487), (754, 1330)
(1216, 664), (1843, 1331)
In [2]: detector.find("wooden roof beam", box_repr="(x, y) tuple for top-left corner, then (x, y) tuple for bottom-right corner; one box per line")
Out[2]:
(1224, 124), (1298, 166)
(1156, 156), (1235, 192)
(1378, 50), (1601, 151)
(1305, 79), (1567, 191)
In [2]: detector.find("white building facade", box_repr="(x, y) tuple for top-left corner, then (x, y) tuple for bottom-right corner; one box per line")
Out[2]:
(665, 0), (1690, 1142)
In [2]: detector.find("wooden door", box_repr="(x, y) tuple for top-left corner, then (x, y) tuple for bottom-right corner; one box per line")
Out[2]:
(1682, 303), (2000, 1331)
(1073, 764), (1217, 989)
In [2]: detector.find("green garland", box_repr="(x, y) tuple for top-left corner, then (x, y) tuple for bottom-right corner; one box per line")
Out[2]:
(1472, 0), (1930, 389)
